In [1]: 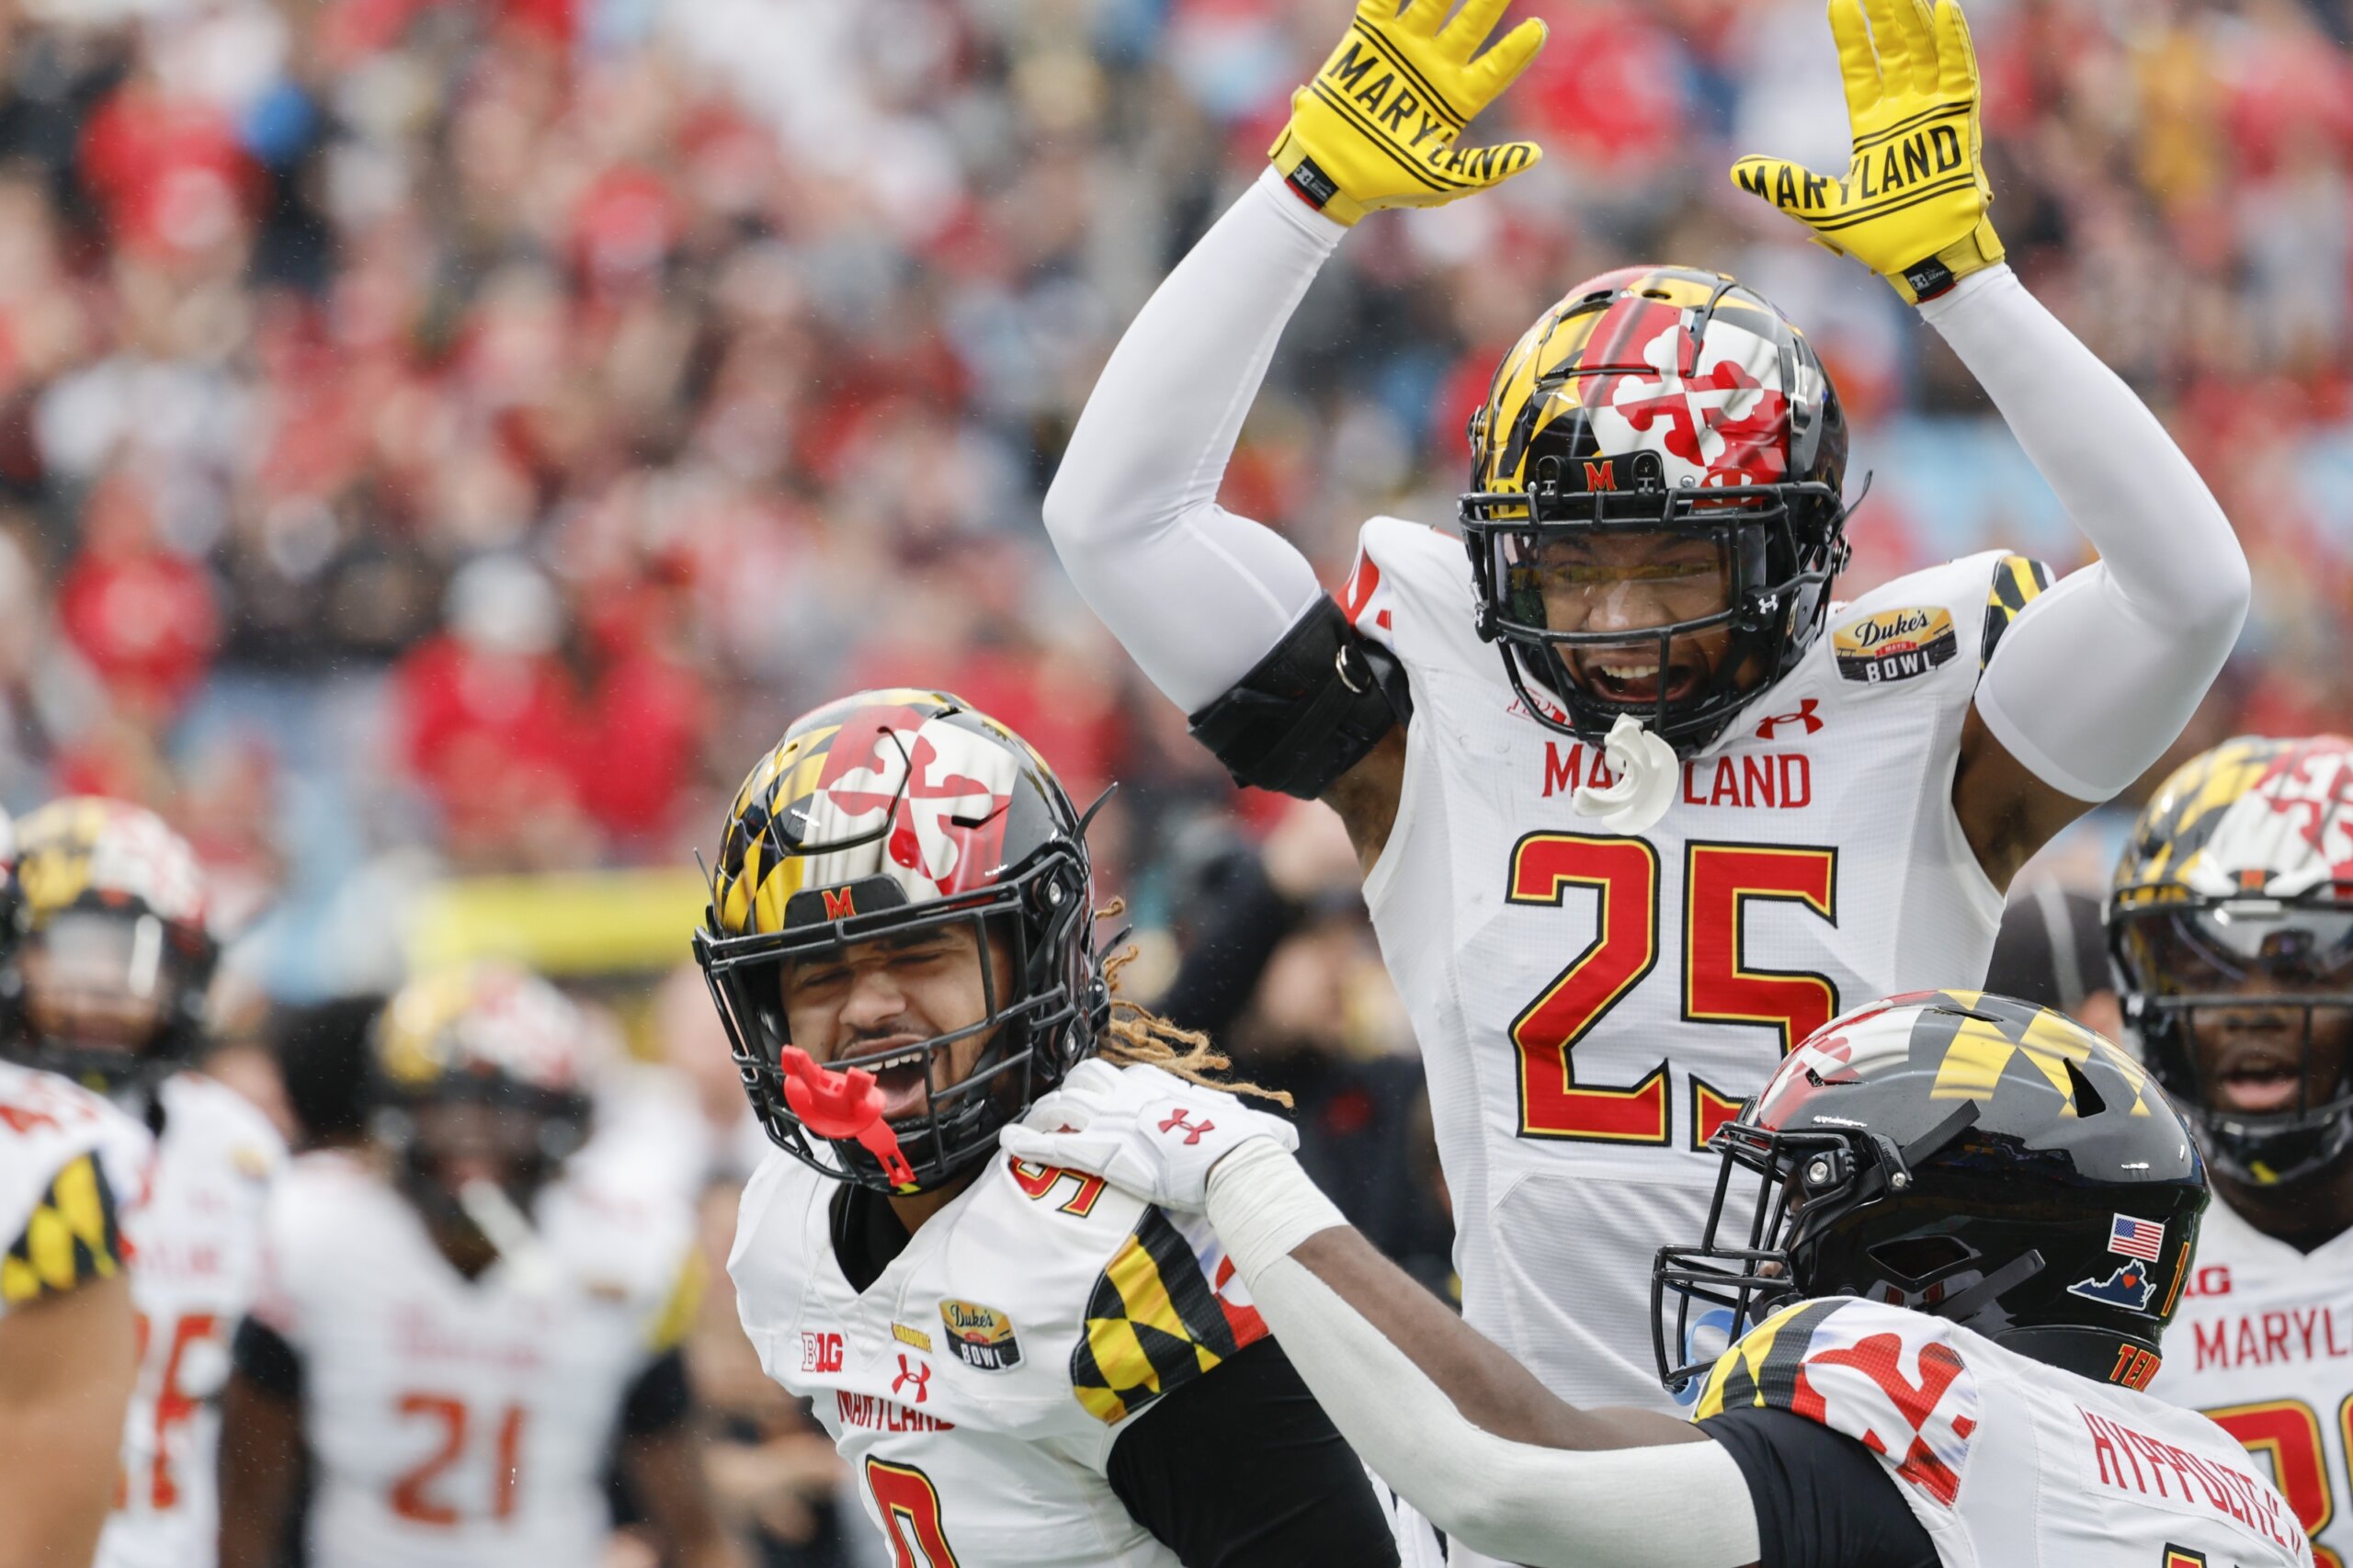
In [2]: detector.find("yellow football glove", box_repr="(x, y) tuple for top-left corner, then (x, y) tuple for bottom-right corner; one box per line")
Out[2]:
(1728, 0), (2005, 303)
(1269, 0), (1548, 228)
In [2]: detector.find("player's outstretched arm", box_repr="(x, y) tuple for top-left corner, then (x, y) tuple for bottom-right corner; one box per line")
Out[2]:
(1042, 0), (1543, 857)
(1731, 0), (2247, 888)
(0, 1269), (138, 1568)
(1927, 256), (2246, 881)
(1005, 1065), (1763, 1568)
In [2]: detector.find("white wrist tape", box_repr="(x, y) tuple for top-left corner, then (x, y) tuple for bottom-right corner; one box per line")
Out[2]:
(1203, 1137), (1347, 1289)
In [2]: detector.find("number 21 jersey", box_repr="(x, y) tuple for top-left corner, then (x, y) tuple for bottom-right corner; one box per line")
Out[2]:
(1347, 517), (2038, 1411)
(248, 1151), (698, 1568)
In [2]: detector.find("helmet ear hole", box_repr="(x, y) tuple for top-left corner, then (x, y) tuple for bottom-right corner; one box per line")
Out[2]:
(1866, 1233), (1976, 1283)
(2063, 1056), (2107, 1118)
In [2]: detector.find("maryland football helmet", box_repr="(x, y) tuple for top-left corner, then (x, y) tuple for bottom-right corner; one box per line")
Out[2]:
(2109, 736), (2353, 1188)
(695, 690), (1106, 1195)
(369, 962), (596, 1229)
(1460, 267), (1851, 755)
(1655, 991), (2205, 1393)
(0, 797), (214, 1092)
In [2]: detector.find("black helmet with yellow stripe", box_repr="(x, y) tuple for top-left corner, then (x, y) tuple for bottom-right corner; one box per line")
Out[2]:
(1656, 991), (2205, 1395)
(1460, 266), (1850, 755)
(695, 690), (1105, 1195)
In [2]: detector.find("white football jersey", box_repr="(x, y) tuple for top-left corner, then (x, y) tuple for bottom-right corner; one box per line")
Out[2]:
(250, 1152), (699, 1568)
(2153, 1195), (2353, 1566)
(1696, 1295), (2313, 1567)
(731, 1147), (1273, 1567)
(0, 1060), (151, 1314)
(1347, 518), (2029, 1417)
(99, 1071), (284, 1568)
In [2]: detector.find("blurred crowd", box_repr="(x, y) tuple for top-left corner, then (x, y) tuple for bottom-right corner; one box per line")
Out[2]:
(0, 0), (2344, 1559)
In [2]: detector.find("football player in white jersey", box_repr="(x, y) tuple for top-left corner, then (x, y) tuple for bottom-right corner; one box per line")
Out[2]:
(215, 961), (740, 1568)
(1040, 0), (2247, 1489)
(699, 689), (1400, 1565)
(2111, 736), (2353, 1566)
(0, 804), (154, 1567)
(1006, 990), (2314, 1568)
(0, 796), (285, 1568)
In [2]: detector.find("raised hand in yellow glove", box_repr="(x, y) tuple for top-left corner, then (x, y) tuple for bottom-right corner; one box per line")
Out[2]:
(1270, 0), (1548, 228)
(1729, 0), (2004, 302)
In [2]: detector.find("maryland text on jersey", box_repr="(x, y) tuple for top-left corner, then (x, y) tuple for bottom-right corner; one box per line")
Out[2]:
(1341, 522), (2040, 1410)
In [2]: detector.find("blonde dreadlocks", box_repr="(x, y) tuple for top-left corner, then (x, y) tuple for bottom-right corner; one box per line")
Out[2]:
(1090, 906), (1290, 1108)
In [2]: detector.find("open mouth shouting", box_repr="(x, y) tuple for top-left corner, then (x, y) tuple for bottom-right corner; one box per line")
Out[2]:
(2211, 1046), (2306, 1116)
(2197, 1010), (2313, 1116)
(1575, 652), (1705, 706)
(839, 1037), (936, 1120)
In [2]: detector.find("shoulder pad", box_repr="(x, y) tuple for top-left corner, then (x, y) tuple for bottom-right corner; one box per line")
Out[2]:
(1980, 553), (2053, 667)
(1825, 549), (2018, 692)
(1, 1150), (126, 1308)
(1187, 596), (1411, 800)
(1068, 1206), (1268, 1426)
(1694, 1297), (1980, 1509)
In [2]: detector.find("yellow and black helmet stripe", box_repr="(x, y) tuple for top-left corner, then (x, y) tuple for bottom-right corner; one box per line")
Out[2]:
(2111, 737), (2285, 907)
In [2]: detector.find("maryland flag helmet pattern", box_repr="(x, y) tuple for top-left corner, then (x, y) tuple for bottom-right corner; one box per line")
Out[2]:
(0, 797), (215, 1092)
(2109, 736), (2353, 1187)
(1654, 990), (2204, 1396)
(373, 961), (597, 1104)
(1459, 266), (1851, 755)
(695, 691), (1105, 1195)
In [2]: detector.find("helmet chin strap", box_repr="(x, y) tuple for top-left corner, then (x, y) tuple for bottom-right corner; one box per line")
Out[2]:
(1928, 1248), (2045, 1327)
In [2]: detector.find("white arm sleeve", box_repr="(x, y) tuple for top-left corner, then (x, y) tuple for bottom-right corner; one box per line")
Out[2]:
(1924, 266), (2249, 801)
(1041, 170), (1344, 714)
(1205, 1144), (1762, 1568)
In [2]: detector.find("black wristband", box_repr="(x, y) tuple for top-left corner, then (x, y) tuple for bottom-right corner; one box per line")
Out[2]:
(1904, 256), (1959, 301)
(1187, 597), (1412, 800)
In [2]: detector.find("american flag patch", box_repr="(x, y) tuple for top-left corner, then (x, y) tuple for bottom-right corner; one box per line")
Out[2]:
(2109, 1215), (2165, 1262)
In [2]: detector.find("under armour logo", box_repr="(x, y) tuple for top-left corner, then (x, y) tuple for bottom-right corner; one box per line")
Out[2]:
(892, 1354), (931, 1403)
(1158, 1109), (1215, 1145)
(1755, 699), (1823, 740)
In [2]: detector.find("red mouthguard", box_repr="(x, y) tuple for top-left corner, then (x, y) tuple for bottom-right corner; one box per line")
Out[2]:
(779, 1047), (916, 1188)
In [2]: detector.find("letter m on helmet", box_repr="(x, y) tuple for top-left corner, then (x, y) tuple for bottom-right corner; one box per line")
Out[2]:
(1583, 459), (1616, 491)
(821, 887), (857, 920)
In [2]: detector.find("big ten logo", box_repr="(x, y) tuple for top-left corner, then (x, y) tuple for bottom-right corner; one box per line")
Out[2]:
(2183, 1266), (2233, 1300)
(801, 1331), (845, 1373)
